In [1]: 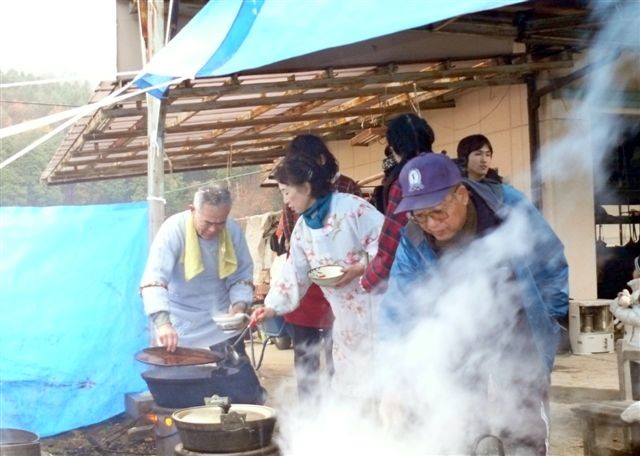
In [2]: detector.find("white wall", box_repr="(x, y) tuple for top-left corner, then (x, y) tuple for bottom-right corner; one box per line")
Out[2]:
(329, 83), (600, 300)
(330, 140), (387, 184)
(116, 0), (143, 76)
(331, 85), (533, 190)
(428, 84), (532, 197)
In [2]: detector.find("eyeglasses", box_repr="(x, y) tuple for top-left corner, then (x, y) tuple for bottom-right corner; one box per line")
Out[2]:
(409, 189), (458, 224)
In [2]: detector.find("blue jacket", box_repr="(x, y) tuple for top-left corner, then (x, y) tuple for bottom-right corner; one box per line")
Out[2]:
(380, 180), (569, 373)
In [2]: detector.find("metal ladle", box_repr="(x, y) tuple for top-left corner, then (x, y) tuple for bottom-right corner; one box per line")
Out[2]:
(224, 315), (256, 365)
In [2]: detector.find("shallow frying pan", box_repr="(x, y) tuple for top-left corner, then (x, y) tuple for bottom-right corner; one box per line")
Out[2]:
(135, 346), (222, 367)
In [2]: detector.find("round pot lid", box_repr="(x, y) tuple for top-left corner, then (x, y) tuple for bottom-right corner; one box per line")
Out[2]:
(0, 428), (39, 445)
(173, 404), (276, 425)
(135, 347), (222, 366)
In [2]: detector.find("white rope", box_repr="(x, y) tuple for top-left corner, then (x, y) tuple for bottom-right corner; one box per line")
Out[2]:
(0, 77), (182, 139)
(146, 196), (167, 203)
(0, 77), (187, 169)
(413, 82), (421, 117)
(0, 83), (135, 169)
(165, 0), (175, 45)
(0, 103), (98, 140)
(0, 82), (135, 140)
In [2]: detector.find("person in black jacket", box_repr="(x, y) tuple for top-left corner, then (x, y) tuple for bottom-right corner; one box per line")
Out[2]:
(370, 145), (398, 214)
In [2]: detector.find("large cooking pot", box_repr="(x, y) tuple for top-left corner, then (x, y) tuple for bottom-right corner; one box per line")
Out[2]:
(0, 428), (41, 456)
(172, 403), (276, 453)
(142, 362), (266, 408)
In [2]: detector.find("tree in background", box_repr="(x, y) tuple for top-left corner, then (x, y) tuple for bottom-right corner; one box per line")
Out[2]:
(0, 69), (90, 206)
(0, 69), (281, 216)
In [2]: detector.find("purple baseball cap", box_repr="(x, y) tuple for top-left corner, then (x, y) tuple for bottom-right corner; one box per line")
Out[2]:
(395, 153), (462, 214)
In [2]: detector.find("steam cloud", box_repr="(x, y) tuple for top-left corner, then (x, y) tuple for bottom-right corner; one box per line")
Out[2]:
(270, 3), (640, 455)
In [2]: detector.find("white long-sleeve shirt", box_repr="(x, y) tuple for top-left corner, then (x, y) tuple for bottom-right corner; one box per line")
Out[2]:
(140, 210), (253, 348)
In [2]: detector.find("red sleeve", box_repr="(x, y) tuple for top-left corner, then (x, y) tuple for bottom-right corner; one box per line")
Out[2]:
(345, 179), (363, 197)
(282, 205), (298, 242)
(361, 181), (407, 291)
(283, 283), (334, 328)
(335, 175), (362, 197)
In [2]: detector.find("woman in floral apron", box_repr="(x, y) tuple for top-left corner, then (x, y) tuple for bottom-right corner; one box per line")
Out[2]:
(254, 142), (383, 395)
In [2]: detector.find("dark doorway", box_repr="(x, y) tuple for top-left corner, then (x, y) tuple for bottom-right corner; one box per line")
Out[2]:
(595, 124), (640, 299)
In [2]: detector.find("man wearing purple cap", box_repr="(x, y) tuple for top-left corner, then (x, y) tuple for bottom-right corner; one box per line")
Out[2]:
(380, 153), (568, 454)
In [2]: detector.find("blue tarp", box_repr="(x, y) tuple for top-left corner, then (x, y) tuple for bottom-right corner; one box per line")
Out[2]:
(135, 0), (520, 97)
(0, 202), (150, 437)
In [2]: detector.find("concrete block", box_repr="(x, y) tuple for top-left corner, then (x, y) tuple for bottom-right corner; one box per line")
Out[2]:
(124, 391), (154, 419)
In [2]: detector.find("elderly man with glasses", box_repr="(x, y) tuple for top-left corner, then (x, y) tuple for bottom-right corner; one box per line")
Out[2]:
(139, 184), (264, 404)
(380, 153), (568, 455)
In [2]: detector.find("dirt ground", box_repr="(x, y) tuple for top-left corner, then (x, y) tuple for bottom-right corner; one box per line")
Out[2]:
(39, 342), (623, 456)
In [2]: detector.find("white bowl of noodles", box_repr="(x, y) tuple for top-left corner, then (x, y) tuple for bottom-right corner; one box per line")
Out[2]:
(308, 265), (345, 287)
(212, 313), (248, 331)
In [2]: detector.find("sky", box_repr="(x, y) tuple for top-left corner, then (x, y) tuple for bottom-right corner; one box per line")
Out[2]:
(0, 0), (118, 83)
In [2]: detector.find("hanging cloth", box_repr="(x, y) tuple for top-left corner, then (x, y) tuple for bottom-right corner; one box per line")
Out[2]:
(302, 193), (332, 229)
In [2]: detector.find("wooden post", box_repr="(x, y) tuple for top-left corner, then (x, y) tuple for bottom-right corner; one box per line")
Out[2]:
(139, 0), (166, 348)
(147, 96), (166, 242)
(140, 0), (167, 242)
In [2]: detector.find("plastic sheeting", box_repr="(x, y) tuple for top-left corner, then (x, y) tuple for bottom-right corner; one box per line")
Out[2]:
(0, 202), (150, 437)
(134, 0), (520, 97)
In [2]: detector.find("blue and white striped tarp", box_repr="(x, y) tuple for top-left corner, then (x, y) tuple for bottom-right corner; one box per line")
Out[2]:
(135, 0), (520, 97)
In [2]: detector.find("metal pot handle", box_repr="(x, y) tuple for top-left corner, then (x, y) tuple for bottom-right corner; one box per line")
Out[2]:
(202, 395), (249, 431)
(203, 395), (231, 412)
(220, 411), (248, 431)
(472, 434), (505, 456)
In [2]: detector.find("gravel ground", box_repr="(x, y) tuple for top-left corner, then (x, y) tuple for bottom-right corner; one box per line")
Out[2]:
(40, 413), (156, 455)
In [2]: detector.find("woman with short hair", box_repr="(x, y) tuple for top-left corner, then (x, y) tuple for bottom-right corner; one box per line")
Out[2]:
(277, 134), (362, 400)
(254, 147), (384, 395)
(360, 113), (435, 293)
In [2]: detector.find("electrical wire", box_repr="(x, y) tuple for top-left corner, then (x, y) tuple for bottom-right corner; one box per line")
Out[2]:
(429, 86), (510, 133)
(0, 70), (142, 89)
(164, 168), (265, 195)
(0, 100), (81, 108)
(0, 76), (100, 89)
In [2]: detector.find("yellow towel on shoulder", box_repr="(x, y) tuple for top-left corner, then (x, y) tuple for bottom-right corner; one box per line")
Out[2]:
(183, 213), (238, 281)
(183, 213), (204, 281)
(217, 226), (238, 279)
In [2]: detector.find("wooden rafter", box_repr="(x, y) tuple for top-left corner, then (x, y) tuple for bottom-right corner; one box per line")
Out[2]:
(43, 0), (599, 185)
